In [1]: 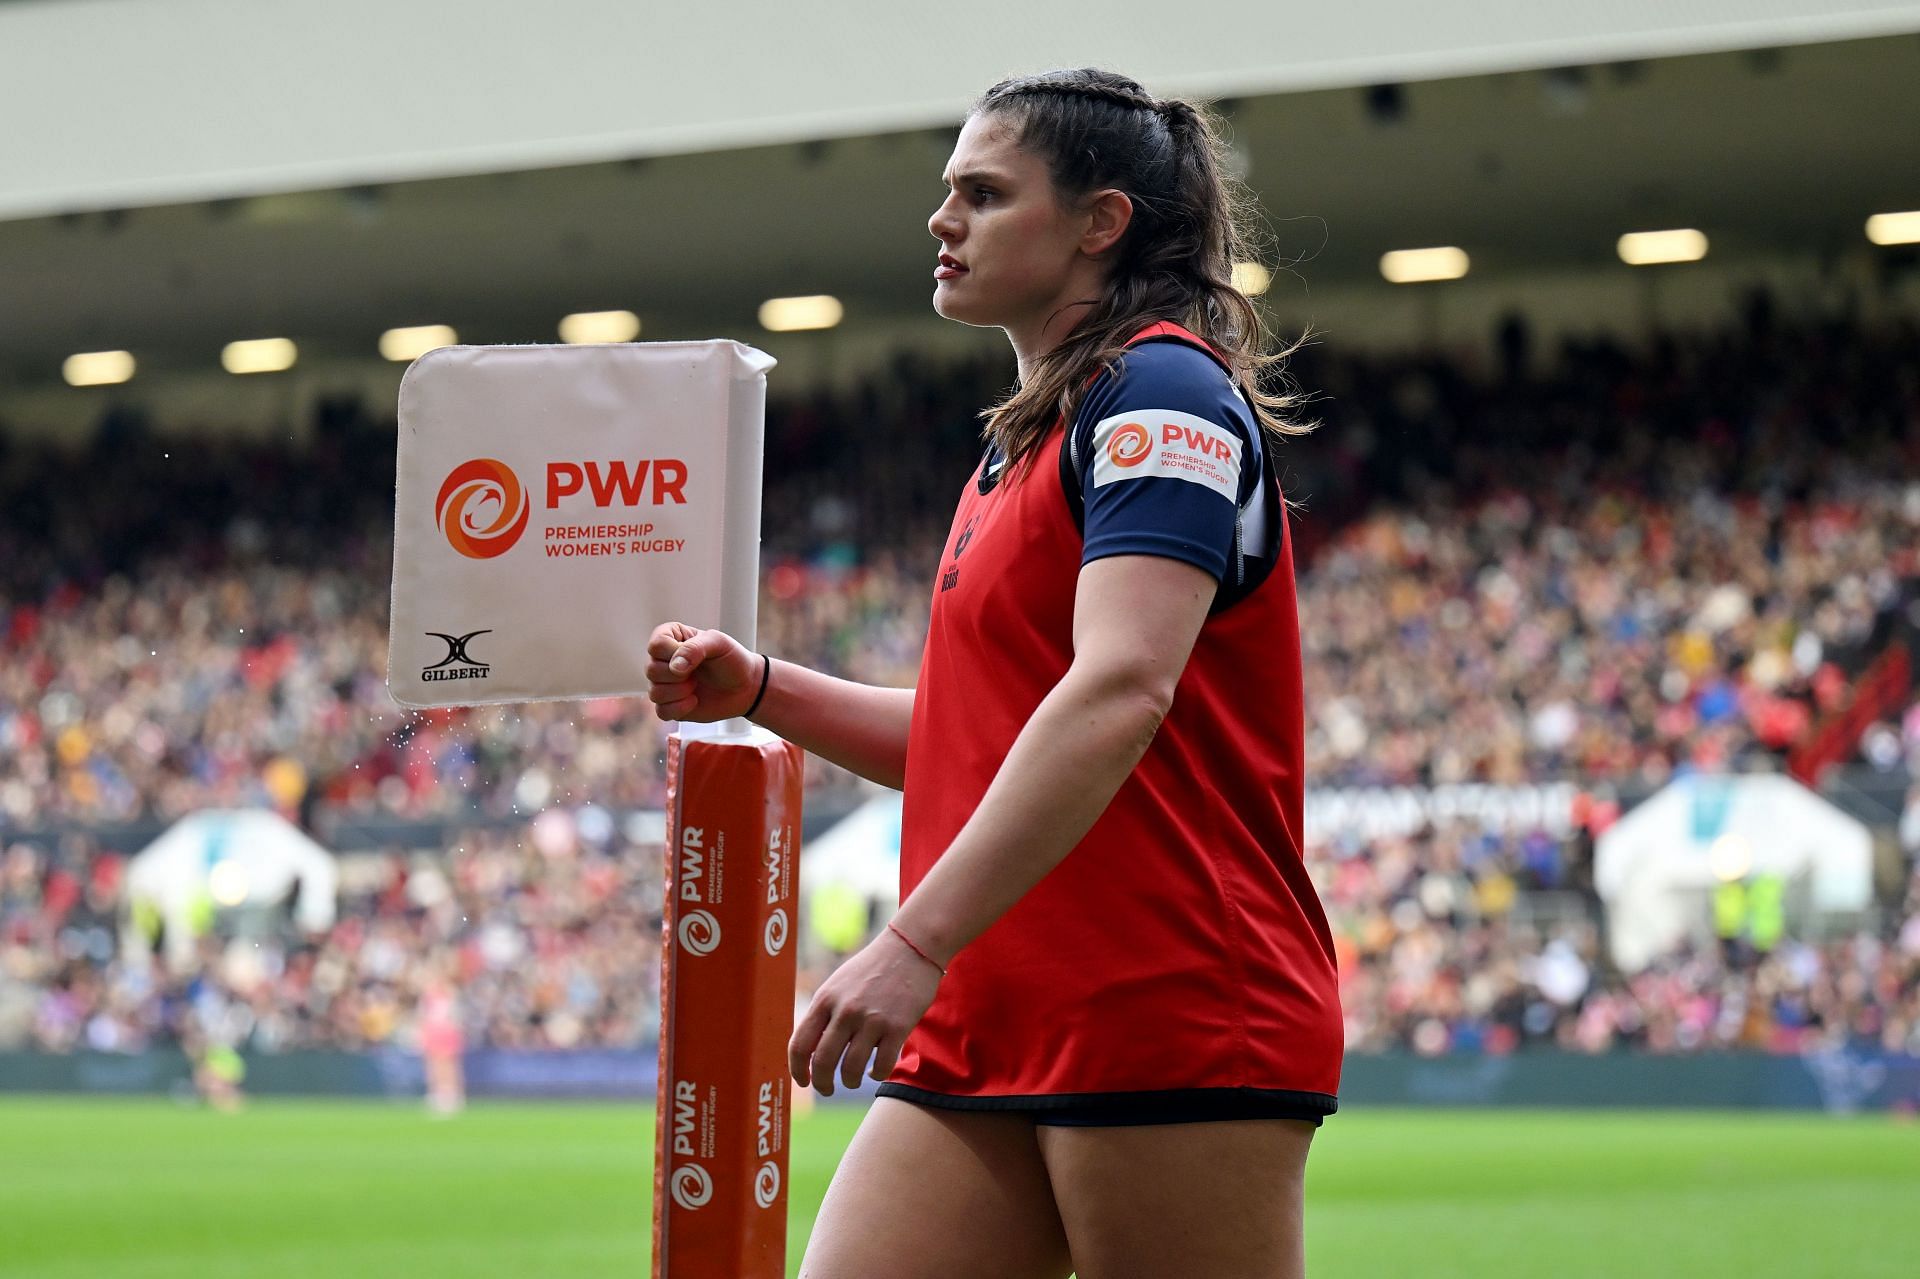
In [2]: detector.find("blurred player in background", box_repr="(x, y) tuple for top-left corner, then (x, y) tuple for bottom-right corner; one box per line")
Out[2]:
(418, 957), (466, 1116)
(649, 68), (1340, 1278)
(183, 1024), (246, 1113)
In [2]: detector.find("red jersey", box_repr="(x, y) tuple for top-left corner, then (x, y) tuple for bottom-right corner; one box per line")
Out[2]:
(878, 323), (1342, 1120)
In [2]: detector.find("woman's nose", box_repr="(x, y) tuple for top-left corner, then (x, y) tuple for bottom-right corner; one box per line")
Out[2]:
(928, 195), (961, 243)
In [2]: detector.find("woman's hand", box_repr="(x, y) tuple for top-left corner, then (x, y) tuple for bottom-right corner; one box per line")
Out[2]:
(644, 622), (759, 722)
(789, 926), (944, 1097)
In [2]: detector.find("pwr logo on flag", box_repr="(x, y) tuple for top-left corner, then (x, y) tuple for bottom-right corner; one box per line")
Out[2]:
(546, 459), (689, 508)
(436, 458), (530, 558)
(389, 339), (773, 709)
(1089, 410), (1242, 501)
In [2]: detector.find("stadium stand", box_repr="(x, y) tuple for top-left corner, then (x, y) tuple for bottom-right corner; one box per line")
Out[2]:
(1, 298), (1917, 1061)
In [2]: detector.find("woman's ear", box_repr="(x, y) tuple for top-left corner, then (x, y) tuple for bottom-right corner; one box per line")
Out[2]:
(1081, 189), (1134, 259)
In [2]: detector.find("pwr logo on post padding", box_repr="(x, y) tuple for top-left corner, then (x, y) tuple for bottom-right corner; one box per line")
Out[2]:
(436, 458), (529, 558)
(753, 1161), (781, 1209)
(669, 1163), (713, 1210)
(678, 909), (721, 956)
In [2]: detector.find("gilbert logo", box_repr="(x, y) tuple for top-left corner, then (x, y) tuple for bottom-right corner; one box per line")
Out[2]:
(422, 630), (492, 683)
(1107, 422), (1152, 468)
(437, 458), (529, 558)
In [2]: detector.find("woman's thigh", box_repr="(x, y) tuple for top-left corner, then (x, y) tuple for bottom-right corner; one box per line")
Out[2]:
(1034, 1118), (1317, 1279)
(798, 1098), (1074, 1279)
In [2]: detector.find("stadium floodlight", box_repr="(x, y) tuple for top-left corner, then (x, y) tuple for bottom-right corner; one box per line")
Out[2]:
(558, 310), (641, 344)
(1617, 229), (1708, 266)
(63, 350), (135, 387)
(1865, 210), (1920, 246)
(1231, 261), (1273, 297)
(221, 337), (297, 374)
(1380, 247), (1469, 284)
(759, 294), (843, 332)
(380, 324), (458, 362)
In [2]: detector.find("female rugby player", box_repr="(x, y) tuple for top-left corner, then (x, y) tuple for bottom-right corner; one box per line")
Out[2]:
(646, 67), (1341, 1279)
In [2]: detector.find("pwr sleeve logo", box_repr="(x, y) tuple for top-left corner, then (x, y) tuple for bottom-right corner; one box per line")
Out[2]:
(1107, 422), (1153, 467)
(436, 458), (530, 558)
(1090, 410), (1242, 501)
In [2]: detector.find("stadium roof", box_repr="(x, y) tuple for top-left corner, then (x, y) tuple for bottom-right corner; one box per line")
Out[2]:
(2, 32), (1919, 392)
(6, 0), (1919, 221)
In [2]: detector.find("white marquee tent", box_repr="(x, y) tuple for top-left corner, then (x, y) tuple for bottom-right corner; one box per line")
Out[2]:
(1594, 774), (1874, 972)
(125, 809), (339, 966)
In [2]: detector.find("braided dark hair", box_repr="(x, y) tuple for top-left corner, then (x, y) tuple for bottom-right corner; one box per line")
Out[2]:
(968, 68), (1311, 474)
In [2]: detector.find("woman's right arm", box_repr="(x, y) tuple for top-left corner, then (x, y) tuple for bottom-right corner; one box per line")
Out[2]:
(644, 623), (915, 790)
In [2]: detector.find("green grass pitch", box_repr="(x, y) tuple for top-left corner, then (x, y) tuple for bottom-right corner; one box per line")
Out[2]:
(2, 1099), (1915, 1277)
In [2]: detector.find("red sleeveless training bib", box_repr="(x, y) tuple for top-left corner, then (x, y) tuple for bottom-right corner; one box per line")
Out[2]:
(879, 323), (1342, 1114)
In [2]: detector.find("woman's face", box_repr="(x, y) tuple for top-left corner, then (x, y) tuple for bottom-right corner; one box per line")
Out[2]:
(928, 113), (1108, 339)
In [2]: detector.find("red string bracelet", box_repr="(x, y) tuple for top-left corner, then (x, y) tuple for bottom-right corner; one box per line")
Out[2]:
(887, 921), (947, 976)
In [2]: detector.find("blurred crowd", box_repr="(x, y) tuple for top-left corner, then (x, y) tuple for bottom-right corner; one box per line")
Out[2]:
(0, 352), (1002, 832)
(1293, 303), (1920, 788)
(1, 826), (667, 1055)
(3, 298), (1920, 1059)
(1318, 824), (1920, 1058)
(4, 311), (1916, 837)
(4, 820), (1917, 1059)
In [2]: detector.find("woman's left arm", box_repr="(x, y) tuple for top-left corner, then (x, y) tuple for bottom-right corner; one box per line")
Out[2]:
(790, 551), (1216, 1094)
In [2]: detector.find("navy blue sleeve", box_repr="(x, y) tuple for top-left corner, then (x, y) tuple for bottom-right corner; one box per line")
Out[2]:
(1072, 341), (1262, 582)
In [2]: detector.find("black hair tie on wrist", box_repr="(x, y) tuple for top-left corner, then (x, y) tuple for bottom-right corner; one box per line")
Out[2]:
(743, 653), (772, 720)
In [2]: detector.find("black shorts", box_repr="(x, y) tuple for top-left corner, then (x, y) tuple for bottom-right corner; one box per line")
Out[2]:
(874, 1083), (1337, 1127)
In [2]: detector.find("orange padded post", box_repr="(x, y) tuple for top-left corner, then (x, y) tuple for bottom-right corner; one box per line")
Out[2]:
(653, 728), (804, 1279)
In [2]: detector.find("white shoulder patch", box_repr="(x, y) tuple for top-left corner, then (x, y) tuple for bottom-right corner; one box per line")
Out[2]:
(1089, 409), (1242, 502)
